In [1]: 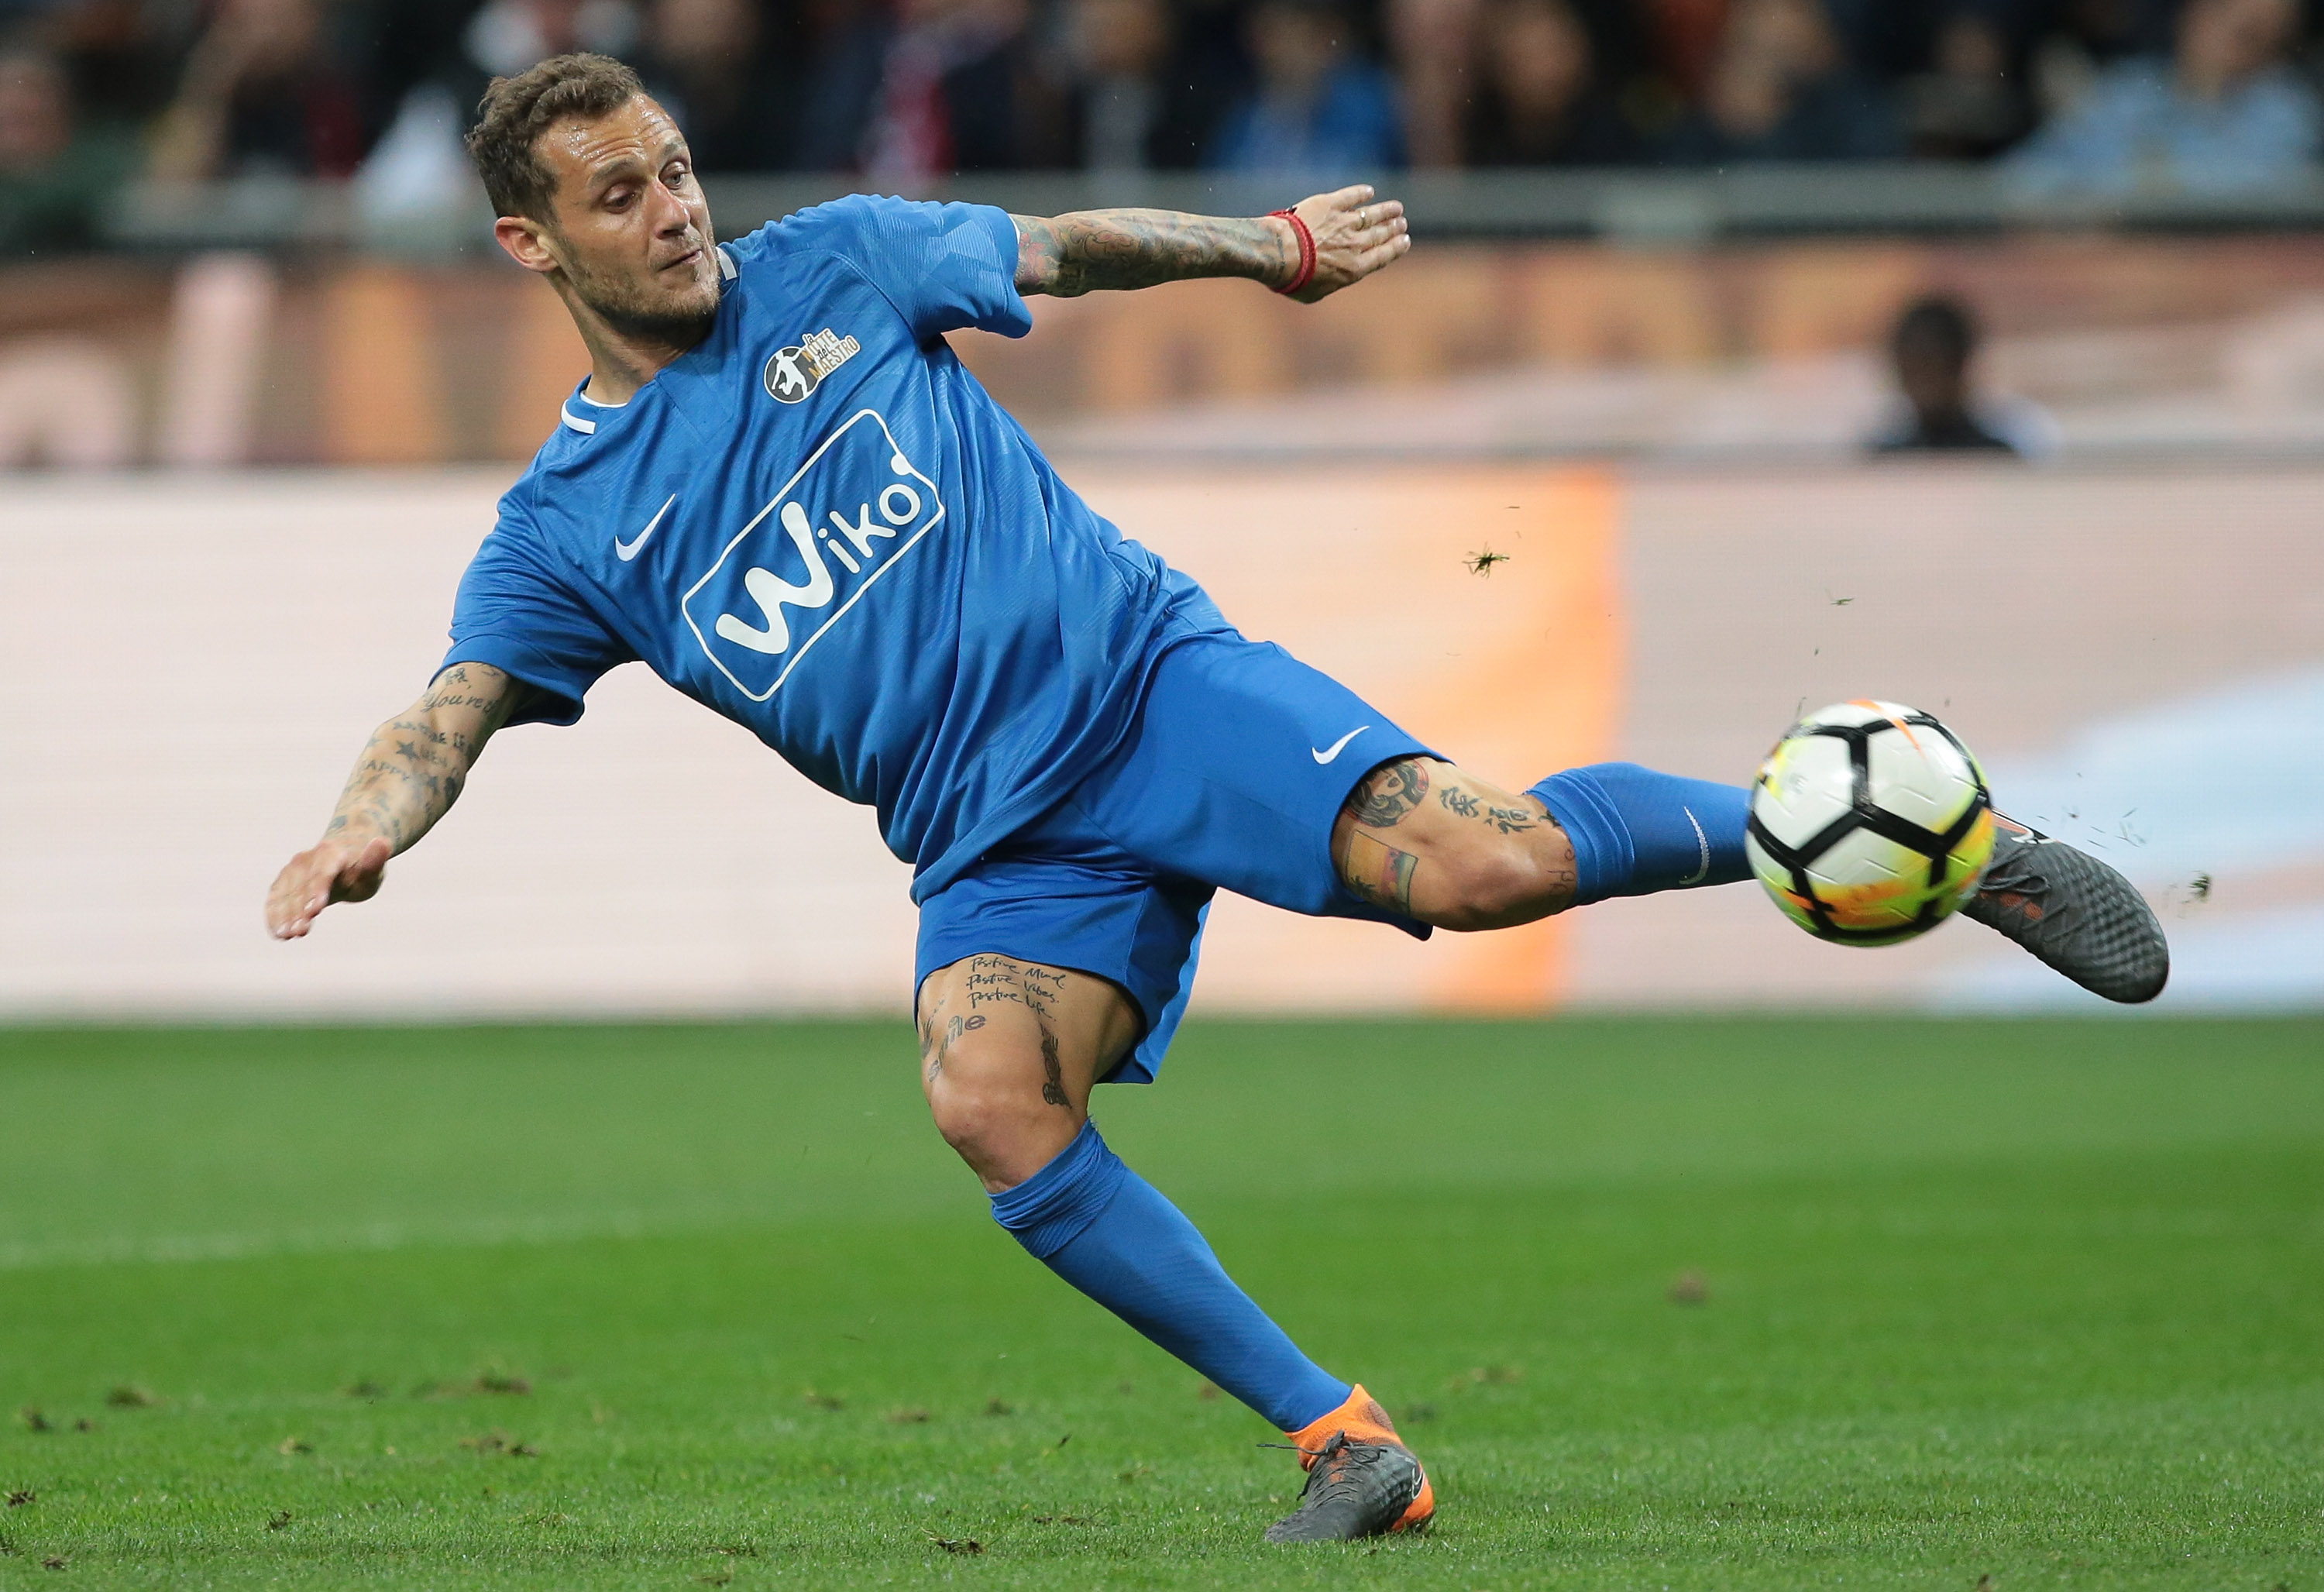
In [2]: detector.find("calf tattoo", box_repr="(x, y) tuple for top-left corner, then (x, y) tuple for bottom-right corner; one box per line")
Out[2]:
(1439, 782), (1540, 835)
(1342, 830), (1419, 915)
(1336, 757), (1433, 913)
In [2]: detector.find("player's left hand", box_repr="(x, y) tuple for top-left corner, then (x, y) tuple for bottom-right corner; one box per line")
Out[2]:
(1278, 185), (1411, 304)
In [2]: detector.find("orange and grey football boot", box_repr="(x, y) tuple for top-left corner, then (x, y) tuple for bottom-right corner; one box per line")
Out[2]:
(1263, 1384), (1434, 1542)
(1964, 813), (2169, 1003)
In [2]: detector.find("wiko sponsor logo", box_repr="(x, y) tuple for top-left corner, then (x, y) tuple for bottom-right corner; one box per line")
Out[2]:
(682, 409), (944, 700)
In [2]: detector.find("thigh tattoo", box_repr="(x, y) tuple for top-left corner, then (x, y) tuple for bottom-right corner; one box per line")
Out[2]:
(949, 954), (1075, 1108)
(1340, 829), (1418, 914)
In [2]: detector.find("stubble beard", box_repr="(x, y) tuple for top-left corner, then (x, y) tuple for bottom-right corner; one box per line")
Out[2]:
(559, 234), (720, 347)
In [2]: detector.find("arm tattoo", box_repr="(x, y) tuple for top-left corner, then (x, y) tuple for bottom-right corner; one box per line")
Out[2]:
(321, 664), (524, 855)
(1343, 758), (1431, 829)
(1013, 210), (1294, 297)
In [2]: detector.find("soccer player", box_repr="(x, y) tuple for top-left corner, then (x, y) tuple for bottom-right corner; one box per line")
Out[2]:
(263, 53), (2170, 1543)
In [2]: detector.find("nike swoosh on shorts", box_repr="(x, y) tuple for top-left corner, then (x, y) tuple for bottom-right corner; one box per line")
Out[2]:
(616, 494), (677, 562)
(1312, 726), (1373, 765)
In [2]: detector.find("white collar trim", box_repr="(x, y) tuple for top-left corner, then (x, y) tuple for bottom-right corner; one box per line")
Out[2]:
(559, 404), (597, 435)
(717, 245), (737, 281)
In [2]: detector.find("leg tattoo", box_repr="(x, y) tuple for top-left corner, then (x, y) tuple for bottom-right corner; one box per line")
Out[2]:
(952, 955), (1076, 1109)
(1343, 758), (1430, 828)
(1342, 829), (1419, 915)
(1437, 775), (1543, 836)
(916, 985), (990, 1085)
(1037, 1021), (1069, 1107)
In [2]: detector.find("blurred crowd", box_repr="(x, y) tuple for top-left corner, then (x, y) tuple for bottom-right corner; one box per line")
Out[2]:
(2, 0), (2322, 253)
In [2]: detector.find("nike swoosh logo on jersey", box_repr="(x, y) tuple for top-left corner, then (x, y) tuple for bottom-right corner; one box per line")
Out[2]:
(1676, 806), (1712, 885)
(1312, 726), (1373, 765)
(616, 494), (677, 562)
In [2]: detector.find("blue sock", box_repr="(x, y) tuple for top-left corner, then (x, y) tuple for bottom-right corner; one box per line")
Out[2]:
(1529, 762), (1751, 906)
(990, 1120), (1352, 1433)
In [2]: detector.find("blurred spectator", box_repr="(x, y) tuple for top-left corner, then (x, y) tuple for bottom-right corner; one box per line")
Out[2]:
(1903, 9), (2030, 158)
(854, 0), (1037, 181)
(1055, 0), (1229, 169)
(940, 0), (1083, 172)
(42, 0), (188, 131)
(1389, 0), (1478, 167)
(792, 0), (892, 170)
(637, 0), (792, 171)
(1067, 0), (1171, 167)
(1820, 0), (1942, 83)
(1666, 0), (1903, 162)
(1644, 0), (1730, 104)
(149, 0), (370, 181)
(2029, 0), (2174, 120)
(1868, 294), (2050, 455)
(0, 46), (133, 253)
(1207, 0), (1404, 174)
(2006, 0), (2319, 195)
(1467, 0), (1642, 164)
(462, 0), (642, 82)
(21, 0), (2316, 193)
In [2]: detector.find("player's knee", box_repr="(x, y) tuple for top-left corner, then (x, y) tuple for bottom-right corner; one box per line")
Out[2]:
(923, 1042), (1054, 1174)
(927, 1081), (1008, 1164)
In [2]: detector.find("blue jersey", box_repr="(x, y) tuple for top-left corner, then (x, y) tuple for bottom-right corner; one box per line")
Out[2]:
(443, 197), (1226, 903)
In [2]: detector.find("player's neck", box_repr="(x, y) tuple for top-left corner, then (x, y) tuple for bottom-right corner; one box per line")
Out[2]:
(560, 287), (714, 407)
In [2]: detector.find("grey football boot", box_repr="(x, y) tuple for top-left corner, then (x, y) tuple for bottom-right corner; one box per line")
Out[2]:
(1264, 1431), (1429, 1542)
(1962, 813), (2170, 1003)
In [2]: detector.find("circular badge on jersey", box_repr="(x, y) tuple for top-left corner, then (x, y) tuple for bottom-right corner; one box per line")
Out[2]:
(765, 346), (819, 404)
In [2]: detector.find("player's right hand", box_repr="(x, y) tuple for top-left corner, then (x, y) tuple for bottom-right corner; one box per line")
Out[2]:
(266, 834), (393, 940)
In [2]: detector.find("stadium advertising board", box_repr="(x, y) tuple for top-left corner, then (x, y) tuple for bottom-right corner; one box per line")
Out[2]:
(12, 235), (2324, 466)
(3, 461), (2313, 1018)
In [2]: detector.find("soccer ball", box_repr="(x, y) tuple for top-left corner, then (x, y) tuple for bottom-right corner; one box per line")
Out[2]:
(1745, 700), (1996, 946)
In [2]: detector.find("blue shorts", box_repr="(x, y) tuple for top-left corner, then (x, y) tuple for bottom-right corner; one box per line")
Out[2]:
(915, 631), (1435, 1084)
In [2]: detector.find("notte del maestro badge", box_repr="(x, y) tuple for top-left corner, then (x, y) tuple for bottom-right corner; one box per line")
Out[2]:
(765, 328), (862, 404)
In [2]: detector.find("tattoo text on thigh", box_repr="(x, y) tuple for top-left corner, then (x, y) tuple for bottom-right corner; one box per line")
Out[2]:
(1343, 758), (1429, 829)
(920, 995), (989, 1083)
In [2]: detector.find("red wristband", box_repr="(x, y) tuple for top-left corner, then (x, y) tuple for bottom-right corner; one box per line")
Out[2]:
(1268, 208), (1316, 296)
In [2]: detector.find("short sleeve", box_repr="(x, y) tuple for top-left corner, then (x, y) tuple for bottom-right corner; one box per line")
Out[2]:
(770, 194), (1032, 343)
(441, 504), (634, 727)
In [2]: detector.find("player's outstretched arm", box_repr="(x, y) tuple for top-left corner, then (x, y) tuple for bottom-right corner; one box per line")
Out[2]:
(1011, 185), (1409, 304)
(264, 663), (531, 940)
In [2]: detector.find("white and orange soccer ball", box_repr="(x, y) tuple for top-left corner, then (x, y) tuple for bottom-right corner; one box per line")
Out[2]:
(1745, 700), (1996, 946)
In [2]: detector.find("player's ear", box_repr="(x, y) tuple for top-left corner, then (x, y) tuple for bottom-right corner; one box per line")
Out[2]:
(493, 213), (559, 276)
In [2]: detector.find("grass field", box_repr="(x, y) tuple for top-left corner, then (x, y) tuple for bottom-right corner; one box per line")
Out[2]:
(1, 1016), (2319, 1589)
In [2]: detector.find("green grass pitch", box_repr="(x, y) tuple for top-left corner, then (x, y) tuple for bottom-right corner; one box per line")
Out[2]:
(2, 1015), (2319, 1588)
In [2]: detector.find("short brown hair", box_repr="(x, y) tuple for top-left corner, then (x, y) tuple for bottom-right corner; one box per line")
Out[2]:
(466, 53), (645, 222)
